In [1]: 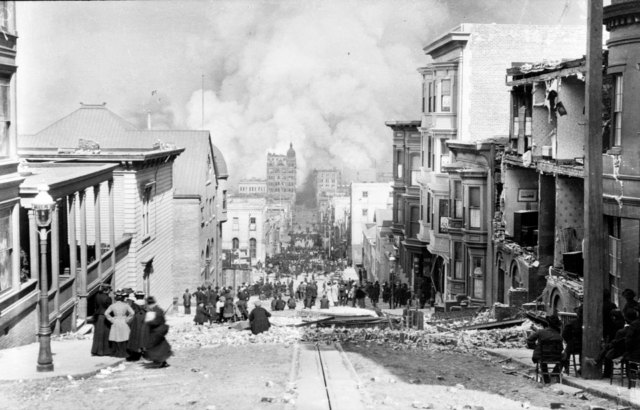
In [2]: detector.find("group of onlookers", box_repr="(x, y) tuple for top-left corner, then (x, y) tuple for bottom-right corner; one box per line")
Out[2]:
(527, 288), (640, 382)
(184, 285), (251, 325)
(91, 285), (172, 368)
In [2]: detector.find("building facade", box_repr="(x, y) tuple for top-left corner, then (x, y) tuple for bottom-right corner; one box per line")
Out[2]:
(222, 197), (267, 268)
(417, 24), (586, 305)
(238, 179), (267, 196)
(350, 182), (392, 267)
(266, 143), (297, 202)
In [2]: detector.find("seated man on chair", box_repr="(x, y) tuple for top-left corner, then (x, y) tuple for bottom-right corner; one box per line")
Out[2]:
(527, 315), (564, 383)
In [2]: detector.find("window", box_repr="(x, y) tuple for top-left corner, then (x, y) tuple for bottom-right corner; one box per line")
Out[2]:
(428, 81), (435, 113)
(471, 256), (483, 299)
(250, 217), (256, 231)
(426, 192), (431, 224)
(395, 197), (403, 224)
(396, 150), (403, 179)
(441, 79), (451, 112)
(142, 186), (152, 237)
(453, 242), (463, 280)
(453, 181), (463, 219)
(0, 207), (12, 294)
(439, 199), (449, 233)
(233, 217), (239, 230)
(440, 139), (450, 169)
(223, 192), (227, 210)
(362, 191), (368, 198)
(0, 78), (9, 157)
(511, 87), (532, 154)
(410, 206), (420, 238)
(362, 209), (368, 217)
(232, 238), (239, 250)
(609, 217), (621, 305)
(613, 74), (623, 147)
(469, 187), (481, 229)
(250, 238), (257, 258)
(410, 154), (420, 186)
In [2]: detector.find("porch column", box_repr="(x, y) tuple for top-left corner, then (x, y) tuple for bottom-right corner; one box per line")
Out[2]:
(11, 202), (19, 292)
(108, 179), (115, 281)
(78, 190), (88, 321)
(68, 194), (78, 331)
(28, 209), (39, 281)
(52, 201), (60, 336)
(94, 184), (102, 283)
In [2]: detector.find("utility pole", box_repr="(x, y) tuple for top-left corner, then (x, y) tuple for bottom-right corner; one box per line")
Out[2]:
(582, 0), (604, 380)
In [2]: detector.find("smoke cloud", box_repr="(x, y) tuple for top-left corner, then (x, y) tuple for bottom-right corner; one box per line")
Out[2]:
(17, 0), (588, 189)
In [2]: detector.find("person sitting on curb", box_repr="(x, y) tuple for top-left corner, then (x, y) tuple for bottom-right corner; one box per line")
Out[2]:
(275, 295), (286, 311)
(287, 296), (297, 310)
(320, 294), (330, 309)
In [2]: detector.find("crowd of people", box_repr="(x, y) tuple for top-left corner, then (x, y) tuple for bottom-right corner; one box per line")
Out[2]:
(527, 288), (640, 382)
(91, 285), (172, 368)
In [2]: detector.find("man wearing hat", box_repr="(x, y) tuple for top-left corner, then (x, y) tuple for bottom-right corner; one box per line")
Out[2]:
(527, 315), (564, 383)
(622, 288), (639, 317)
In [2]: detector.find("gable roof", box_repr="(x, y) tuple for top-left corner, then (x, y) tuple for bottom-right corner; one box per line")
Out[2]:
(20, 103), (227, 196)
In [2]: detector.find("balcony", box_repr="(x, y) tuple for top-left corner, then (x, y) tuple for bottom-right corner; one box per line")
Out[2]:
(447, 217), (463, 231)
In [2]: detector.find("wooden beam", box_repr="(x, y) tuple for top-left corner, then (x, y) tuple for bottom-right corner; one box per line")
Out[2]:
(52, 201), (60, 336)
(68, 194), (77, 331)
(109, 179), (116, 288)
(582, 0), (604, 380)
(94, 184), (102, 283)
(79, 190), (88, 321)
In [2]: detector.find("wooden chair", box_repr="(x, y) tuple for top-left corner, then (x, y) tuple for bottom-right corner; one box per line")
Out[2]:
(628, 360), (640, 389)
(569, 335), (582, 376)
(536, 340), (564, 384)
(610, 358), (627, 386)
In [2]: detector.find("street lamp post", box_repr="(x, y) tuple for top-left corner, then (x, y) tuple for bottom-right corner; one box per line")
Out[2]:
(33, 185), (55, 372)
(389, 255), (396, 310)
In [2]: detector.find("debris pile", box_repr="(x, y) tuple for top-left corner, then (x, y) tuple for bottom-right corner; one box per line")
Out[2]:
(300, 321), (533, 352)
(52, 332), (87, 341)
(167, 322), (302, 349)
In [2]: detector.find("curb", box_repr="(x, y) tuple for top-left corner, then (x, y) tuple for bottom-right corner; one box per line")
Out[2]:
(481, 349), (637, 409)
(0, 358), (126, 383)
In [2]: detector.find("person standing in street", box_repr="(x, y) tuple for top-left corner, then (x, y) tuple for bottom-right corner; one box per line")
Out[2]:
(355, 285), (366, 309)
(91, 284), (113, 356)
(127, 291), (147, 361)
(105, 291), (135, 358)
(370, 281), (380, 308)
(182, 289), (192, 315)
(144, 296), (172, 368)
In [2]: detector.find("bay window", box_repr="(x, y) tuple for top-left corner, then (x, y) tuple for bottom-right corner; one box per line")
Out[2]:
(468, 187), (481, 229)
(453, 242), (463, 280)
(613, 74), (623, 147)
(453, 181), (463, 219)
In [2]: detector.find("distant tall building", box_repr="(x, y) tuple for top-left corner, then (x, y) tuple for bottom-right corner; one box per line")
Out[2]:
(267, 143), (297, 202)
(315, 168), (341, 211)
(238, 179), (267, 196)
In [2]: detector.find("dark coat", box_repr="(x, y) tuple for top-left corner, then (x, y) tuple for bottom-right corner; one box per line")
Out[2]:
(128, 301), (147, 352)
(320, 298), (330, 309)
(527, 327), (563, 362)
(194, 305), (210, 324)
(355, 288), (366, 299)
(91, 293), (112, 356)
(144, 306), (172, 363)
(562, 315), (583, 355)
(287, 298), (297, 309)
(603, 300), (617, 340)
(625, 319), (640, 361)
(182, 292), (192, 307)
(249, 306), (271, 335)
(275, 299), (286, 311)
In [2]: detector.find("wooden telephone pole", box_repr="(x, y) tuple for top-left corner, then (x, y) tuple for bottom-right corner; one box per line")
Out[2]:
(582, 0), (604, 380)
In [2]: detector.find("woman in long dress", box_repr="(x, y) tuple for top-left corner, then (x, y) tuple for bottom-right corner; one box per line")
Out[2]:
(144, 296), (173, 368)
(105, 291), (135, 358)
(91, 285), (112, 356)
(127, 291), (147, 361)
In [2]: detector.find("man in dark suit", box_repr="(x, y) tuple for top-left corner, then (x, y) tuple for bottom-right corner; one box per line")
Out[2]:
(603, 288), (618, 342)
(182, 289), (192, 315)
(195, 286), (204, 306)
(249, 301), (271, 335)
(527, 315), (564, 383)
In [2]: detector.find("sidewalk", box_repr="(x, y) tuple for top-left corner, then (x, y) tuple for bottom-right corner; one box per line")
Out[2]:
(483, 347), (640, 408)
(0, 338), (123, 381)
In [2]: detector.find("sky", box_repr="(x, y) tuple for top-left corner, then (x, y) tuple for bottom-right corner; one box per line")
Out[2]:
(16, 0), (589, 186)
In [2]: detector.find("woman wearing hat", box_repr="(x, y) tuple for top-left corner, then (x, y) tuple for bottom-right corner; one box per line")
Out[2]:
(127, 291), (147, 361)
(144, 296), (172, 368)
(91, 284), (113, 356)
(104, 291), (135, 358)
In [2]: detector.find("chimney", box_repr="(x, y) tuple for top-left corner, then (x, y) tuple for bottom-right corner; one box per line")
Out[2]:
(147, 111), (151, 130)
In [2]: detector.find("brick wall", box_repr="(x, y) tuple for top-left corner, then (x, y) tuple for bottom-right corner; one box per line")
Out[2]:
(464, 24), (586, 142)
(173, 199), (202, 297)
(0, 305), (37, 349)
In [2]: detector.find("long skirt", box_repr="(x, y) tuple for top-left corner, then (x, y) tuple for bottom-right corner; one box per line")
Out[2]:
(145, 339), (172, 363)
(184, 305), (191, 315)
(91, 315), (111, 356)
(111, 341), (128, 358)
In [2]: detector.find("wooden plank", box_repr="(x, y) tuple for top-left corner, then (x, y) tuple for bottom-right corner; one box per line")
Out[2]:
(582, 0), (604, 380)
